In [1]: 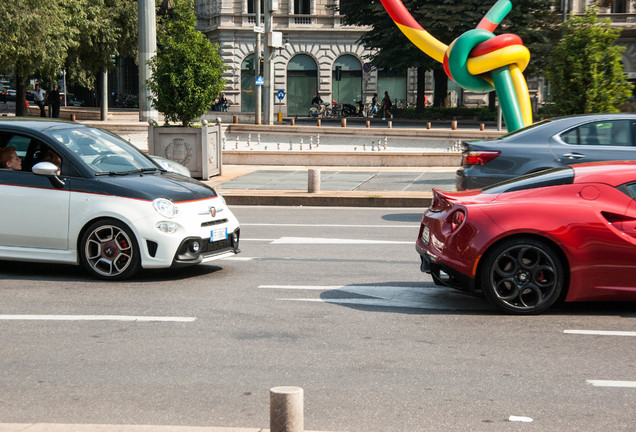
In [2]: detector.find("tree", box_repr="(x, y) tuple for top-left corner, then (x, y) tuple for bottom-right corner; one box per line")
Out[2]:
(147, 0), (226, 127)
(545, 7), (633, 115)
(64, 0), (138, 90)
(0, 0), (137, 115)
(0, 0), (79, 116)
(337, 0), (559, 109)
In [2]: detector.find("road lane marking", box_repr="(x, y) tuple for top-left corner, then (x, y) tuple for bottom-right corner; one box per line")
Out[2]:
(242, 223), (415, 228)
(222, 256), (255, 261)
(270, 237), (412, 245)
(259, 284), (490, 310)
(509, 416), (533, 423)
(0, 315), (196, 322)
(260, 285), (344, 290)
(587, 380), (636, 388)
(564, 330), (636, 337)
(242, 237), (412, 244)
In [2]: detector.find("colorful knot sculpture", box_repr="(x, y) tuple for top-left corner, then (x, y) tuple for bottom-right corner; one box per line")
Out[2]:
(380, 0), (531, 132)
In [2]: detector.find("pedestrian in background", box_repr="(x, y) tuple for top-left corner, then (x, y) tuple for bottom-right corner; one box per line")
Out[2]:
(48, 84), (62, 118)
(33, 83), (46, 117)
(369, 93), (379, 117)
(382, 91), (392, 120)
(219, 93), (228, 112)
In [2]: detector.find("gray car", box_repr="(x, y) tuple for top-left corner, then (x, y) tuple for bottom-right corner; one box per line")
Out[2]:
(456, 114), (636, 190)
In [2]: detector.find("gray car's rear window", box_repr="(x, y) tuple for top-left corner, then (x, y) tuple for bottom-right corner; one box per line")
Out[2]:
(496, 119), (551, 140)
(481, 167), (574, 194)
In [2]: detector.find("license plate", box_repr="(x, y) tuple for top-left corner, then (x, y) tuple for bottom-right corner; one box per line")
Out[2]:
(211, 227), (228, 242)
(422, 225), (430, 245)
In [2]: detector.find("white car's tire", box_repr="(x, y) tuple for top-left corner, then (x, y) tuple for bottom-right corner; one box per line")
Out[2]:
(80, 218), (141, 280)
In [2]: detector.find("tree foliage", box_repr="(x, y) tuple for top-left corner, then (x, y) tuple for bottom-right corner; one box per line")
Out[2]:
(545, 7), (633, 115)
(65, 0), (138, 89)
(147, 0), (225, 127)
(0, 0), (79, 114)
(337, 0), (560, 107)
(0, 0), (137, 115)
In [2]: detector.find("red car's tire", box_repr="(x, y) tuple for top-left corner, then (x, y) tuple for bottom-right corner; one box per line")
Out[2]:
(480, 238), (564, 315)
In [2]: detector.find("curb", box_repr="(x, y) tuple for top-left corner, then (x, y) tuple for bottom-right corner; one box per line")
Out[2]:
(218, 189), (433, 207)
(0, 424), (339, 432)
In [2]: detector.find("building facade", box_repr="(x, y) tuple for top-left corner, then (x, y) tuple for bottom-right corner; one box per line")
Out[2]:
(194, 0), (636, 117)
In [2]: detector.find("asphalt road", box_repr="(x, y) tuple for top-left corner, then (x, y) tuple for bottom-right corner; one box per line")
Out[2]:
(1, 206), (634, 431)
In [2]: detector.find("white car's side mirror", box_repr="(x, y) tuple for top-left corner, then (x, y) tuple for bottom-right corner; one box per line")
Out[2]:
(32, 161), (60, 176)
(32, 161), (64, 188)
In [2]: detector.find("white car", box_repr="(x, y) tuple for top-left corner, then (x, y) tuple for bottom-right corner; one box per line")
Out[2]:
(0, 119), (240, 280)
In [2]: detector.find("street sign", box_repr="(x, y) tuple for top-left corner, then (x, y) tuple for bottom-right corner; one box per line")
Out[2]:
(363, 63), (372, 73)
(253, 26), (264, 33)
(277, 89), (285, 100)
(256, 76), (264, 86)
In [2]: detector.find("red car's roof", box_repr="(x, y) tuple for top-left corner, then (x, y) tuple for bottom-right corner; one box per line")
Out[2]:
(572, 161), (636, 186)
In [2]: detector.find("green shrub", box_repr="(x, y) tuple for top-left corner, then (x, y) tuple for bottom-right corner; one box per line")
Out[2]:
(147, 0), (225, 127)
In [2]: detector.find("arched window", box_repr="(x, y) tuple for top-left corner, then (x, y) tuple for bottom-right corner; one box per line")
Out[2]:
(332, 55), (362, 106)
(287, 54), (317, 116)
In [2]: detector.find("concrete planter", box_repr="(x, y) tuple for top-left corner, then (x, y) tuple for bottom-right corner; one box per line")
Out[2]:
(148, 123), (222, 179)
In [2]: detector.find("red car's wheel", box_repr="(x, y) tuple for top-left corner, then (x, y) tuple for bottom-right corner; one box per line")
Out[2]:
(480, 238), (564, 315)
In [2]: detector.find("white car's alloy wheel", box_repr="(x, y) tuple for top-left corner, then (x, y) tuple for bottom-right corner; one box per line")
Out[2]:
(80, 219), (140, 280)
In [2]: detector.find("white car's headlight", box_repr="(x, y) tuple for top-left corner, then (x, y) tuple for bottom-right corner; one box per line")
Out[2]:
(153, 198), (179, 218)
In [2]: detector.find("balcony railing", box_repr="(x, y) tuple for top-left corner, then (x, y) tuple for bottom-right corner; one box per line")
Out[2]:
(291, 15), (313, 25)
(591, 13), (636, 24)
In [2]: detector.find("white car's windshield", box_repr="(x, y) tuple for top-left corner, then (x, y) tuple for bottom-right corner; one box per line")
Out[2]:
(49, 127), (157, 175)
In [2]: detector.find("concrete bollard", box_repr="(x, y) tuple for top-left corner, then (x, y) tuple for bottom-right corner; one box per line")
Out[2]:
(70, 114), (76, 122)
(291, 118), (295, 126)
(233, 115), (238, 124)
(480, 123), (485, 131)
(270, 386), (304, 432)
(427, 122), (431, 130)
(317, 119), (321, 127)
(366, 120), (370, 128)
(387, 121), (392, 129)
(451, 120), (457, 130)
(341, 118), (346, 128)
(308, 169), (320, 193)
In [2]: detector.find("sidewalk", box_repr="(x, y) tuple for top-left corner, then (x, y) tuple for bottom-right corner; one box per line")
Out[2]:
(204, 165), (456, 207)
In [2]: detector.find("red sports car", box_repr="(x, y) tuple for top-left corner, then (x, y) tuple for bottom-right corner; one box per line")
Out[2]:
(416, 161), (636, 314)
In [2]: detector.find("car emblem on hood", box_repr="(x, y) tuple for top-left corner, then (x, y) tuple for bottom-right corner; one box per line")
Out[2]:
(209, 206), (216, 217)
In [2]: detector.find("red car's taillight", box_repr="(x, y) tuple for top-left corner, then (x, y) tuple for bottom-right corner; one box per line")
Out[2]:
(450, 210), (465, 232)
(463, 151), (500, 166)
